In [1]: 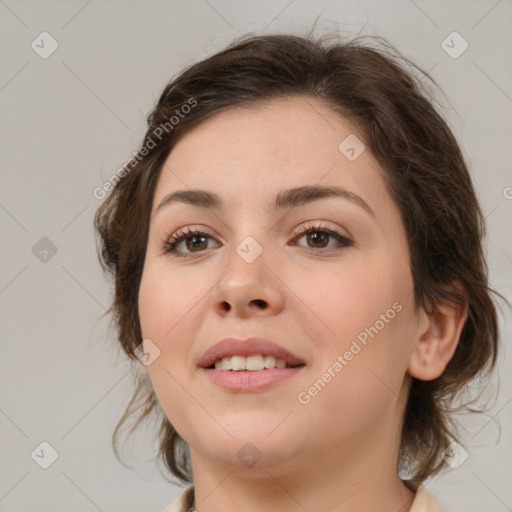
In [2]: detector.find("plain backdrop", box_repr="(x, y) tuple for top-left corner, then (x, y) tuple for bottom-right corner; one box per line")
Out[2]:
(1, 1), (511, 511)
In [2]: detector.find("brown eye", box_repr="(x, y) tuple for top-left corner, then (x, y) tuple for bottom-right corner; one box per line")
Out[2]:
(163, 228), (219, 257)
(291, 224), (352, 253)
(185, 234), (208, 252)
(305, 231), (330, 248)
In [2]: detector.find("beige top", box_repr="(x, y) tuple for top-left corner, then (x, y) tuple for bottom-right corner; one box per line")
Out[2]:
(162, 484), (442, 512)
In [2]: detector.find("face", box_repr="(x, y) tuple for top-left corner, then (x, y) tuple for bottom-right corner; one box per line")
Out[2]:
(138, 96), (422, 475)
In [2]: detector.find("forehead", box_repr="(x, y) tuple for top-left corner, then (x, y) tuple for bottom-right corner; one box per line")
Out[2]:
(152, 96), (392, 222)
(163, 96), (359, 175)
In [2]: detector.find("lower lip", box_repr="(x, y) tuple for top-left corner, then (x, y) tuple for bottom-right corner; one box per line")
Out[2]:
(202, 367), (304, 392)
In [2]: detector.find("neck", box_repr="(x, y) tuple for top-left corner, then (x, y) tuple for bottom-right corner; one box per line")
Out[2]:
(189, 433), (415, 512)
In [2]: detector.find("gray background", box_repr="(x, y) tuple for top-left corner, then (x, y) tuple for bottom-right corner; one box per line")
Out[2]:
(1, 1), (511, 511)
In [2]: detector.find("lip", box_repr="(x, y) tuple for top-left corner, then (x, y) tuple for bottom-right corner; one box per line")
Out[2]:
(198, 336), (306, 392)
(202, 367), (304, 392)
(198, 337), (305, 369)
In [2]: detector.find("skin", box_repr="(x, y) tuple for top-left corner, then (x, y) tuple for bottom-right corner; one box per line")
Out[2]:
(138, 96), (468, 512)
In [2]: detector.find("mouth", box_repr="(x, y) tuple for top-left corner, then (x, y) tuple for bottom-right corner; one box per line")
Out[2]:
(209, 354), (302, 371)
(199, 337), (306, 391)
(198, 337), (305, 368)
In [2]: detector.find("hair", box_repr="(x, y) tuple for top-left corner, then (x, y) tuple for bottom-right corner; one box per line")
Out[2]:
(94, 31), (507, 493)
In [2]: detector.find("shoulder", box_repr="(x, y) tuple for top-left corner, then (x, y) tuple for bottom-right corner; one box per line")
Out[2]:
(410, 484), (443, 512)
(161, 485), (194, 512)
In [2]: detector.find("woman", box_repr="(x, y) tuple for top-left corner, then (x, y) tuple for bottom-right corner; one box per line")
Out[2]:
(94, 32), (504, 512)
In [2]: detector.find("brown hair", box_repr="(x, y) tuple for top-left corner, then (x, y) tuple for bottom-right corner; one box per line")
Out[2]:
(94, 32), (507, 492)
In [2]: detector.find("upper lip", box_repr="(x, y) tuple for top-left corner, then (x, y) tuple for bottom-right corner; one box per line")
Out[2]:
(198, 337), (305, 368)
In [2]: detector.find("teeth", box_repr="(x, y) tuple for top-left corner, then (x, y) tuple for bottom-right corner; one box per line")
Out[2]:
(246, 355), (265, 371)
(212, 354), (292, 371)
(263, 355), (276, 368)
(231, 355), (245, 371)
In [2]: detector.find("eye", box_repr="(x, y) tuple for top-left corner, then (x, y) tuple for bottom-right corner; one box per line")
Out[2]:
(162, 227), (220, 257)
(289, 222), (352, 253)
(162, 222), (352, 258)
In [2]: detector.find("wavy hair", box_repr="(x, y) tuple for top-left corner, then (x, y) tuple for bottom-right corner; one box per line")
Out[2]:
(94, 31), (507, 492)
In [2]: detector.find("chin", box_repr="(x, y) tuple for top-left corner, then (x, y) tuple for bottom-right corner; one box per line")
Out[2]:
(222, 411), (295, 441)
(193, 428), (303, 472)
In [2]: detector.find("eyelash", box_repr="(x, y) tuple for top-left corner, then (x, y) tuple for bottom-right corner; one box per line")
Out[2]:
(161, 222), (353, 258)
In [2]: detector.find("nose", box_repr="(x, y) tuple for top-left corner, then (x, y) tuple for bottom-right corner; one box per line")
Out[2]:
(209, 239), (285, 318)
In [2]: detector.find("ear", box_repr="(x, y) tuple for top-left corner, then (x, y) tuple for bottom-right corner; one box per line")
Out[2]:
(407, 283), (468, 381)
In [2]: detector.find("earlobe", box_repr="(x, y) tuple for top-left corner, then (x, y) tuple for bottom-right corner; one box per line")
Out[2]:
(408, 291), (468, 381)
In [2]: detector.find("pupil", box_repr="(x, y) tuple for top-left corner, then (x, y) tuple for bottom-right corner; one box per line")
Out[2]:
(187, 236), (206, 251)
(308, 232), (328, 248)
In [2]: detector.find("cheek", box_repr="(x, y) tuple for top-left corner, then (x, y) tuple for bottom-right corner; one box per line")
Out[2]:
(292, 260), (396, 347)
(138, 272), (171, 340)
(297, 302), (412, 446)
(137, 265), (200, 435)
(291, 254), (412, 385)
(138, 261), (201, 339)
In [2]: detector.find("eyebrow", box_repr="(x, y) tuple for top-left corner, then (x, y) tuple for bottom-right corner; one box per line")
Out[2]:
(155, 185), (376, 219)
